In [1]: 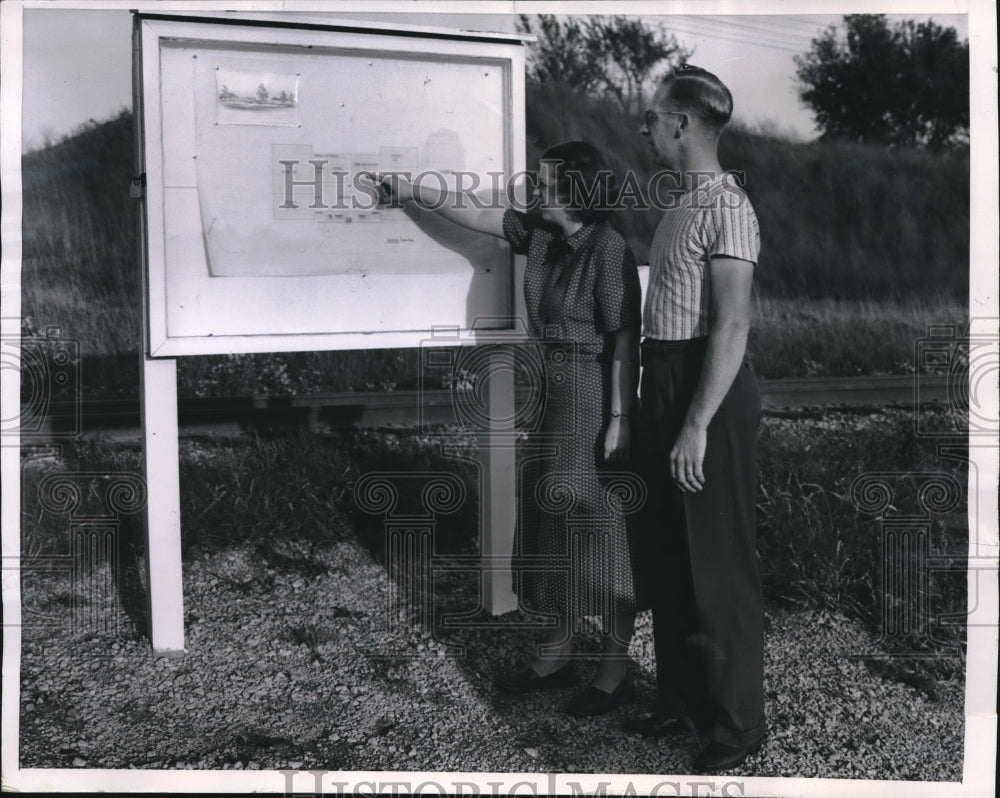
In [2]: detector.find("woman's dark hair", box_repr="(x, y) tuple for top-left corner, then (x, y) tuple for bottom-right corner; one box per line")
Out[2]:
(539, 140), (618, 225)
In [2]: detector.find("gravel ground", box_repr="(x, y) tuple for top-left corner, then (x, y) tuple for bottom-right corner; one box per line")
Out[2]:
(18, 537), (964, 780)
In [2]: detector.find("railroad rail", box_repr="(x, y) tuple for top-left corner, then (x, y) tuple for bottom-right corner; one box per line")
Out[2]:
(20, 374), (952, 441)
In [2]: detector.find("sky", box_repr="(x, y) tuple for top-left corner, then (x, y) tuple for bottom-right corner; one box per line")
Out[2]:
(14, 2), (971, 151)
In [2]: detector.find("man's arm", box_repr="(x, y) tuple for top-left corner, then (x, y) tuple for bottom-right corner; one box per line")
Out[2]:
(670, 256), (754, 492)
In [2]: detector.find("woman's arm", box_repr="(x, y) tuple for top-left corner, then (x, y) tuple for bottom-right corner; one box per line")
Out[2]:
(367, 172), (506, 239)
(604, 325), (640, 465)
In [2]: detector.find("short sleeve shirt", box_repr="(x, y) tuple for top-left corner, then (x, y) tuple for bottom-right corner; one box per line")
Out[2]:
(643, 173), (760, 340)
(503, 209), (641, 353)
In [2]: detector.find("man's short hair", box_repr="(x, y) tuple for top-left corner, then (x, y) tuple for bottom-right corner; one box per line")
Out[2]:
(540, 140), (617, 225)
(661, 65), (733, 136)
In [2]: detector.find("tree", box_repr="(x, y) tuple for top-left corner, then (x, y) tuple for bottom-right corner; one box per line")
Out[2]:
(586, 17), (689, 115)
(518, 15), (690, 114)
(256, 83), (269, 102)
(518, 15), (606, 95)
(795, 15), (969, 149)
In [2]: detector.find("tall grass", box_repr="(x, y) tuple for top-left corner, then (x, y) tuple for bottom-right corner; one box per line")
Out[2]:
(19, 98), (970, 398)
(21, 111), (139, 352)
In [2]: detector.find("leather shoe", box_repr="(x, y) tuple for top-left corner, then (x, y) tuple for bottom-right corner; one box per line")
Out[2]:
(561, 677), (635, 717)
(693, 739), (763, 772)
(622, 710), (692, 738)
(496, 663), (577, 693)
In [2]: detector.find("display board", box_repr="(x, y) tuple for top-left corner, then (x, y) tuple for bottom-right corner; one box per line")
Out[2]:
(133, 13), (528, 654)
(137, 15), (528, 355)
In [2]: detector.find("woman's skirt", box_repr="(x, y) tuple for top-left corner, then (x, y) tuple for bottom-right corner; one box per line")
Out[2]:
(515, 348), (643, 626)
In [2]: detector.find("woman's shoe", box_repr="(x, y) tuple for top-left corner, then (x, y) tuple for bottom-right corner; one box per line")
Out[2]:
(496, 663), (578, 693)
(561, 676), (635, 717)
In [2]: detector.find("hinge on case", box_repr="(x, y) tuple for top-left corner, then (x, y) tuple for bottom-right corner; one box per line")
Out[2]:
(130, 174), (146, 199)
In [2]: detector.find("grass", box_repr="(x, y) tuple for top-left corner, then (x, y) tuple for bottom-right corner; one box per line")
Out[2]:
(756, 405), (968, 683)
(22, 427), (480, 559)
(21, 407), (968, 686)
(748, 295), (969, 378)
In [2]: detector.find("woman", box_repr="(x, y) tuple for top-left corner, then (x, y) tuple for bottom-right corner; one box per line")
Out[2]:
(370, 141), (642, 716)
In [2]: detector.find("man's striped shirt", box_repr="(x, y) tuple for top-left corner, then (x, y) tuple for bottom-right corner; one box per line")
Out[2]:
(643, 172), (760, 341)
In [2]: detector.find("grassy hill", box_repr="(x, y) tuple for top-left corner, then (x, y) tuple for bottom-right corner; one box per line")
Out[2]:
(19, 100), (969, 398)
(524, 81), (969, 301)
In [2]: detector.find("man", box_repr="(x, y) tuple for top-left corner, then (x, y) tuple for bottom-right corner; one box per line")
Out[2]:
(625, 65), (765, 773)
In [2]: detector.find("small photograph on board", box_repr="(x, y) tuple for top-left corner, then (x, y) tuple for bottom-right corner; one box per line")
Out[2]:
(215, 67), (299, 126)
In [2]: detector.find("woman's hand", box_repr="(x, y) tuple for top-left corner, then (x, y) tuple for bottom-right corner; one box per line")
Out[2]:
(359, 172), (506, 238)
(603, 416), (631, 466)
(360, 172), (414, 205)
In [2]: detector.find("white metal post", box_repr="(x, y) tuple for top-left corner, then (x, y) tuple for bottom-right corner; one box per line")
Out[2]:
(139, 354), (186, 656)
(481, 347), (518, 615)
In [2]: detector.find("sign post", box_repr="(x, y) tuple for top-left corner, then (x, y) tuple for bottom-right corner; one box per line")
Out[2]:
(482, 349), (518, 616)
(138, 355), (186, 655)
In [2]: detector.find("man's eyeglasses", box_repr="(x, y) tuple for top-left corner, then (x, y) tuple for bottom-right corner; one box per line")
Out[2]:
(644, 109), (688, 128)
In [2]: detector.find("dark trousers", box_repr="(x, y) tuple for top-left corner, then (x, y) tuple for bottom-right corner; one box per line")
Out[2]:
(634, 337), (765, 749)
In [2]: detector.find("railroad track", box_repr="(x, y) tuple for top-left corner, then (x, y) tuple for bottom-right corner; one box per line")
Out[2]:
(20, 374), (952, 441)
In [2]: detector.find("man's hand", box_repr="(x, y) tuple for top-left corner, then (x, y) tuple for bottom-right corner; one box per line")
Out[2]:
(670, 422), (707, 492)
(604, 417), (631, 466)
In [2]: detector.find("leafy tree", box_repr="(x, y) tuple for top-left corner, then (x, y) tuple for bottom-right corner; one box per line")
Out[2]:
(795, 15), (969, 149)
(256, 83), (269, 102)
(518, 15), (690, 114)
(518, 15), (606, 95)
(586, 17), (689, 115)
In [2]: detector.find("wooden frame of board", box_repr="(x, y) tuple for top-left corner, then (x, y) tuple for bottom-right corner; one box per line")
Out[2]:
(136, 13), (529, 357)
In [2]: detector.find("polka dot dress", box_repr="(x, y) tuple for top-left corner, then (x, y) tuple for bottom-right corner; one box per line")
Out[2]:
(504, 209), (644, 624)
